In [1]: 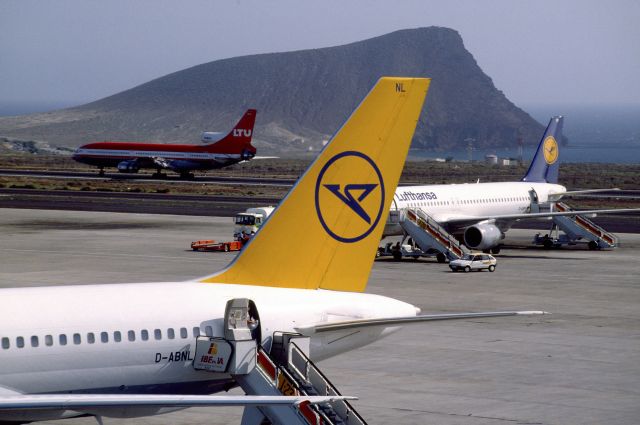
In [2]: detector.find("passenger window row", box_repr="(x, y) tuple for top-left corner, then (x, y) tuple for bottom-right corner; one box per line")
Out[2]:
(406, 196), (529, 208)
(1, 325), (214, 350)
(459, 196), (529, 204)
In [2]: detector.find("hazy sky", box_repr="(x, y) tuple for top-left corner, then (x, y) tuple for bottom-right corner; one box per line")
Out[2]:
(1, 0), (639, 113)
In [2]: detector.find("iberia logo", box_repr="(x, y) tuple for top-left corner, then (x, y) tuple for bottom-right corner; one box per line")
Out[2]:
(208, 343), (218, 355)
(543, 136), (558, 165)
(314, 151), (385, 243)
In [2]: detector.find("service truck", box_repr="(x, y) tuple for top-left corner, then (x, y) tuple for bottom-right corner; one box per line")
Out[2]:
(233, 207), (275, 240)
(191, 206), (275, 252)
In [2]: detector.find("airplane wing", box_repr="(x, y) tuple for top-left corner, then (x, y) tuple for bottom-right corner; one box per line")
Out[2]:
(548, 188), (621, 201)
(0, 394), (355, 410)
(441, 207), (640, 227)
(295, 310), (546, 334)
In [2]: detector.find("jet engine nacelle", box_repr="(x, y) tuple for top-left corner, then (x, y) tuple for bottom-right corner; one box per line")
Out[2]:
(164, 160), (201, 171)
(117, 160), (140, 173)
(201, 132), (224, 143)
(241, 149), (255, 161)
(464, 223), (503, 250)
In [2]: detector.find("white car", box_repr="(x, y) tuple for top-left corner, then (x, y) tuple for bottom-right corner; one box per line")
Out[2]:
(449, 253), (497, 272)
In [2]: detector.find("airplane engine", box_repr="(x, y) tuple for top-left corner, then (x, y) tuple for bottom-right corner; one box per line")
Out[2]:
(117, 160), (140, 173)
(241, 149), (256, 161)
(164, 160), (201, 171)
(201, 131), (224, 143)
(464, 223), (503, 250)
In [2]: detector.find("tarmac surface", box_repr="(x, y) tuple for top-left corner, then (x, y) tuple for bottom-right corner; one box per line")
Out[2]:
(1, 208), (639, 425)
(0, 169), (296, 186)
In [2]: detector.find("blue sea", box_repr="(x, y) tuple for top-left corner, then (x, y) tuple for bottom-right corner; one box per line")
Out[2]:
(413, 104), (640, 164)
(0, 101), (80, 117)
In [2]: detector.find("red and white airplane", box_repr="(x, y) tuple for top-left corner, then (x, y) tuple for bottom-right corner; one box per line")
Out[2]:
(72, 109), (257, 178)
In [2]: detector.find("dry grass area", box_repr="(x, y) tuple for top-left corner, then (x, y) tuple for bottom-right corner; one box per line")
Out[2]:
(0, 175), (287, 199)
(0, 154), (638, 209)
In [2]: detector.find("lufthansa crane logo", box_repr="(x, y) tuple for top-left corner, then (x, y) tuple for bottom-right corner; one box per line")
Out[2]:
(543, 136), (558, 165)
(315, 151), (385, 243)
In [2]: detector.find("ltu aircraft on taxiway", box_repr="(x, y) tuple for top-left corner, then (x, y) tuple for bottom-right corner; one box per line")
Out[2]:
(385, 116), (640, 253)
(0, 77), (543, 423)
(72, 109), (257, 179)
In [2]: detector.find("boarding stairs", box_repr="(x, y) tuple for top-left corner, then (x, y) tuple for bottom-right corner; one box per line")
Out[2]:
(535, 202), (618, 249)
(399, 208), (470, 261)
(270, 333), (367, 425)
(193, 299), (366, 425)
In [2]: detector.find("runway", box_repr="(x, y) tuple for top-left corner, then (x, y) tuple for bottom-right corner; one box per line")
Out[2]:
(0, 168), (296, 186)
(1, 208), (639, 425)
(0, 188), (281, 217)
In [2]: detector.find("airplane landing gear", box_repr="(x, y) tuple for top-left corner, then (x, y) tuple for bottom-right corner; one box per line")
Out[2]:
(98, 167), (105, 176)
(484, 246), (502, 255)
(152, 169), (168, 179)
(180, 172), (195, 180)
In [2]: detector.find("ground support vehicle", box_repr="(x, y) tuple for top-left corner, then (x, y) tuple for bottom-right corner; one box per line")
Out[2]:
(190, 206), (274, 253)
(191, 240), (243, 252)
(389, 208), (469, 263)
(376, 236), (435, 261)
(532, 202), (618, 250)
(233, 207), (275, 240)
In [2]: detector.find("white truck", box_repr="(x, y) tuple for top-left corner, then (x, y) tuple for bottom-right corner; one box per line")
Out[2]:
(233, 207), (275, 240)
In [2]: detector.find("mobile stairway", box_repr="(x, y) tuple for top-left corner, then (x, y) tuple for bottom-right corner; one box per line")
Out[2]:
(399, 208), (470, 262)
(193, 298), (367, 425)
(533, 202), (618, 250)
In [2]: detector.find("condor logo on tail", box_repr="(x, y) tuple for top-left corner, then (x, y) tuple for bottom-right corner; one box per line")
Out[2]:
(324, 183), (378, 224)
(315, 151), (385, 243)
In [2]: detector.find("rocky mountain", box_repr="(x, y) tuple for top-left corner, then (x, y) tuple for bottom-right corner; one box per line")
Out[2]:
(0, 27), (544, 155)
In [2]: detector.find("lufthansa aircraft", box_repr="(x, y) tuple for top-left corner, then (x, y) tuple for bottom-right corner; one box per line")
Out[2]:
(72, 109), (257, 178)
(386, 116), (638, 253)
(0, 78), (543, 423)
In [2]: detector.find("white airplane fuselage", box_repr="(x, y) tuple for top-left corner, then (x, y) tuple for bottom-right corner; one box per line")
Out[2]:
(386, 181), (567, 236)
(0, 282), (416, 421)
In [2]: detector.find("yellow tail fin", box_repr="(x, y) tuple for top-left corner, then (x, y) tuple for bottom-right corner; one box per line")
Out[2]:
(200, 77), (430, 292)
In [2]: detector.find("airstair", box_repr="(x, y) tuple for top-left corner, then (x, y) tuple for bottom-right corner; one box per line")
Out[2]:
(399, 208), (470, 261)
(193, 299), (367, 425)
(533, 202), (618, 249)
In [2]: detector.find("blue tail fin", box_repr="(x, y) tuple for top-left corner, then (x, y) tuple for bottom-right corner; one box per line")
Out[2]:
(521, 116), (564, 183)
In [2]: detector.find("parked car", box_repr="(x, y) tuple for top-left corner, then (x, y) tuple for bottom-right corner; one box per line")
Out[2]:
(449, 253), (497, 272)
